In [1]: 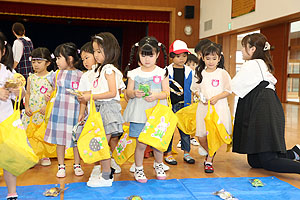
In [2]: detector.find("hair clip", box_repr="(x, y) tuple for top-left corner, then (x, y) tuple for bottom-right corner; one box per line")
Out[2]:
(77, 49), (81, 54)
(29, 56), (32, 61)
(51, 53), (55, 59)
(263, 42), (271, 51)
(135, 43), (139, 47)
(4, 41), (7, 46)
(158, 42), (162, 47)
(94, 35), (103, 40)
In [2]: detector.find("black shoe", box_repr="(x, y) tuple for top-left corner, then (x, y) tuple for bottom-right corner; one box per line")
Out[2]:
(292, 144), (300, 159)
(164, 155), (177, 165)
(183, 154), (195, 164)
(7, 196), (18, 200)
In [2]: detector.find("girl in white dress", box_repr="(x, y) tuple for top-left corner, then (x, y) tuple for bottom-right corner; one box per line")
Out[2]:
(191, 43), (232, 173)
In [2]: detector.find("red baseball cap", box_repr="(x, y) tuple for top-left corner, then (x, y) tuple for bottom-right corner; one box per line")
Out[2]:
(169, 40), (191, 54)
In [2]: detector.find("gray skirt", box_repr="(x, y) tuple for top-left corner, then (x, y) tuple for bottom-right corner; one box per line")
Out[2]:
(95, 100), (124, 137)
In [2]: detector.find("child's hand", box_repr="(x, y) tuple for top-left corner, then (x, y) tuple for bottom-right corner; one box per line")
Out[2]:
(134, 90), (145, 98)
(144, 93), (157, 102)
(40, 106), (46, 115)
(78, 93), (90, 102)
(0, 87), (10, 101)
(25, 106), (33, 117)
(8, 87), (21, 97)
(45, 92), (51, 102)
(209, 96), (219, 105)
(78, 114), (85, 124)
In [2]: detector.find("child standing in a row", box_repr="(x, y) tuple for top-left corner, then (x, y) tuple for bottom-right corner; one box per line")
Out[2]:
(22, 47), (53, 166)
(123, 36), (169, 183)
(45, 42), (83, 178)
(78, 32), (124, 187)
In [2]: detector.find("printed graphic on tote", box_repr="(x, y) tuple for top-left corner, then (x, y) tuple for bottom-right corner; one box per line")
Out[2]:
(116, 133), (133, 156)
(89, 137), (105, 152)
(12, 119), (25, 130)
(211, 79), (219, 87)
(72, 81), (79, 89)
(153, 76), (162, 84)
(40, 86), (48, 94)
(93, 79), (99, 88)
(151, 116), (170, 141)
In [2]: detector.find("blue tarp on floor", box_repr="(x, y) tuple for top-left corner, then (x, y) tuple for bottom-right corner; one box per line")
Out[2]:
(1, 177), (300, 200)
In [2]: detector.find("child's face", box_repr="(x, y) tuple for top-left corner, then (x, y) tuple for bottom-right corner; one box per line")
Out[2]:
(32, 59), (50, 73)
(186, 60), (197, 70)
(203, 53), (220, 71)
(172, 53), (187, 67)
(56, 54), (70, 70)
(92, 42), (105, 64)
(81, 51), (96, 70)
(241, 43), (255, 60)
(139, 51), (159, 69)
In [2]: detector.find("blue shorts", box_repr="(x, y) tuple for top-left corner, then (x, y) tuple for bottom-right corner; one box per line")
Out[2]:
(129, 122), (145, 138)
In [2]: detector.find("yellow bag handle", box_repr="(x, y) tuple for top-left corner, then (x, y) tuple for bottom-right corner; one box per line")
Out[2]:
(13, 88), (23, 111)
(52, 70), (60, 97)
(29, 110), (41, 124)
(207, 100), (211, 121)
(159, 91), (172, 109)
(89, 93), (96, 115)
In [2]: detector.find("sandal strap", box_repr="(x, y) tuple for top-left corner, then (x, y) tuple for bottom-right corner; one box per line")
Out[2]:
(58, 164), (65, 170)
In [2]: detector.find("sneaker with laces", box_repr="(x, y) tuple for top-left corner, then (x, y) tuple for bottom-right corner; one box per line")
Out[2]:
(153, 161), (170, 171)
(111, 158), (121, 174)
(183, 153), (195, 164)
(73, 164), (84, 176)
(87, 176), (113, 187)
(40, 158), (51, 166)
(56, 164), (66, 178)
(89, 165), (101, 180)
(134, 168), (148, 183)
(198, 146), (208, 156)
(164, 155), (177, 165)
(190, 138), (200, 146)
(155, 163), (166, 180)
(204, 162), (214, 173)
(177, 140), (181, 148)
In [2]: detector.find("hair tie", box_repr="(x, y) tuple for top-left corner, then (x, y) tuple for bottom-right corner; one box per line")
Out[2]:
(158, 42), (162, 47)
(135, 43), (139, 47)
(94, 35), (103, 40)
(51, 53), (55, 59)
(77, 49), (81, 54)
(263, 42), (271, 51)
(4, 41), (7, 46)
(29, 56), (32, 61)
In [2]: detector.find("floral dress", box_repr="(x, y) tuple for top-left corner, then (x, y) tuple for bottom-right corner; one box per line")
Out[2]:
(22, 73), (52, 129)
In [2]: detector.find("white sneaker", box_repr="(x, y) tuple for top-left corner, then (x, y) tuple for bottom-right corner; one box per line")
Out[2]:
(198, 146), (208, 156)
(111, 158), (121, 174)
(134, 167), (147, 183)
(190, 138), (200, 146)
(40, 158), (51, 166)
(177, 140), (181, 148)
(89, 165), (101, 180)
(130, 162), (170, 173)
(154, 163), (166, 180)
(87, 176), (113, 187)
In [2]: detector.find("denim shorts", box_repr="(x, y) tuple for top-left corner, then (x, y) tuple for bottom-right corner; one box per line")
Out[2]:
(129, 122), (146, 138)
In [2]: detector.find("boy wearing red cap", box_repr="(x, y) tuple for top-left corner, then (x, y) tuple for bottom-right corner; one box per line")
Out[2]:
(164, 40), (195, 165)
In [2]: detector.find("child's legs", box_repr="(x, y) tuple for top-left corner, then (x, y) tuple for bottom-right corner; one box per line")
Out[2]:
(135, 140), (147, 167)
(164, 135), (174, 156)
(109, 136), (119, 152)
(73, 146), (81, 164)
(179, 129), (191, 153)
(197, 136), (208, 151)
(56, 145), (65, 165)
(101, 134), (112, 173)
(3, 170), (16, 194)
(153, 148), (163, 163)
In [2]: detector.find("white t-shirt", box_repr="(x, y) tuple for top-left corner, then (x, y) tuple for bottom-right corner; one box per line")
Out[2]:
(232, 59), (277, 98)
(0, 64), (16, 123)
(12, 36), (32, 63)
(89, 64), (125, 101)
(78, 65), (97, 92)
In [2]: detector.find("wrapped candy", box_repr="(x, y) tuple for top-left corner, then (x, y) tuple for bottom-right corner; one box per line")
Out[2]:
(5, 73), (26, 88)
(213, 189), (238, 200)
(249, 178), (265, 187)
(66, 88), (83, 96)
(43, 187), (67, 197)
(139, 83), (151, 97)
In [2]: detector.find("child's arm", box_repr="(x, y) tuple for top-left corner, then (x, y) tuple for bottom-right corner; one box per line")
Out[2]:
(209, 91), (230, 105)
(0, 87), (9, 101)
(24, 78), (32, 117)
(144, 76), (170, 102)
(126, 78), (145, 99)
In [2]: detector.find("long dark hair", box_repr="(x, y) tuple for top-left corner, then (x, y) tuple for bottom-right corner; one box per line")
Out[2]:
(54, 42), (83, 71)
(0, 32), (13, 71)
(125, 36), (168, 78)
(241, 33), (274, 73)
(195, 42), (222, 84)
(91, 32), (120, 77)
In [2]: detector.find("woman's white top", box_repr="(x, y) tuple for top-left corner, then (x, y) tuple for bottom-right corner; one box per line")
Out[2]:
(12, 36), (32, 63)
(232, 59), (277, 98)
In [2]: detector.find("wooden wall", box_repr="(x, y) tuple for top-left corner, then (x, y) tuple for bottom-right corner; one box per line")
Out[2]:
(1, 0), (200, 47)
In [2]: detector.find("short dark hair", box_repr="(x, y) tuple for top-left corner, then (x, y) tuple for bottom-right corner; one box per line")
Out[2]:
(186, 54), (198, 64)
(12, 22), (25, 36)
(80, 42), (93, 55)
(194, 39), (211, 54)
(169, 52), (188, 58)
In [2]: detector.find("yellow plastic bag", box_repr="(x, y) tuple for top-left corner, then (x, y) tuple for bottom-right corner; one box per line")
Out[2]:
(138, 98), (178, 152)
(112, 125), (136, 166)
(175, 102), (198, 135)
(0, 88), (39, 176)
(77, 94), (110, 164)
(205, 101), (232, 157)
(0, 168), (3, 176)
